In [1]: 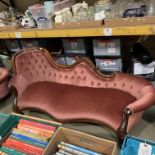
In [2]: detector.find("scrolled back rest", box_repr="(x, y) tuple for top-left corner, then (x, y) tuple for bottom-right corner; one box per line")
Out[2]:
(13, 48), (116, 87)
(13, 48), (53, 84)
(13, 47), (150, 99)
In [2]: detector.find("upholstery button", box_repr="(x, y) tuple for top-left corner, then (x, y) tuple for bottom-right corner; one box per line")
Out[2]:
(122, 83), (125, 87)
(71, 76), (74, 79)
(130, 86), (133, 89)
(39, 65), (41, 68)
(65, 75), (68, 79)
(45, 65), (47, 69)
(59, 75), (62, 78)
(35, 59), (38, 63)
(138, 90), (141, 94)
(98, 83), (101, 86)
(105, 83), (108, 87)
(49, 73), (51, 76)
(43, 71), (45, 74)
(54, 73), (56, 77)
(81, 70), (84, 74)
(83, 77), (86, 80)
(91, 82), (94, 85)
(114, 83), (116, 87)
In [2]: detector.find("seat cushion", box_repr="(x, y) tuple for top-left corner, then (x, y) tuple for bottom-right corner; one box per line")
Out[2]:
(18, 81), (136, 130)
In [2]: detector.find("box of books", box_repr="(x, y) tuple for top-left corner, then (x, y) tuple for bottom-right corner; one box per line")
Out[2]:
(0, 113), (61, 155)
(44, 127), (118, 155)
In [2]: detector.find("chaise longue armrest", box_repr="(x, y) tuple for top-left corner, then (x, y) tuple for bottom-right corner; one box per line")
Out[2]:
(126, 85), (155, 114)
(9, 75), (29, 97)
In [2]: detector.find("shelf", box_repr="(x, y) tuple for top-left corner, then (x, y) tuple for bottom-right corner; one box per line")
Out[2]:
(0, 25), (155, 39)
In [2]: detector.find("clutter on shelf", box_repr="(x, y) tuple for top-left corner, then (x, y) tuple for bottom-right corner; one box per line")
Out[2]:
(0, 0), (155, 30)
(0, 7), (22, 30)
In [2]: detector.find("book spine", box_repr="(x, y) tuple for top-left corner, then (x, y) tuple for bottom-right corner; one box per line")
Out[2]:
(17, 124), (53, 138)
(3, 139), (44, 155)
(11, 132), (48, 147)
(60, 142), (102, 155)
(12, 128), (49, 142)
(58, 145), (88, 155)
(19, 119), (56, 131)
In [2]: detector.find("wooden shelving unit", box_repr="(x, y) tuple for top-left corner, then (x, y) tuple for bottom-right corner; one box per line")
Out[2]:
(0, 25), (155, 39)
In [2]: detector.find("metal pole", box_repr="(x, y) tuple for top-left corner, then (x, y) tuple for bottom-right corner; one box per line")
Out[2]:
(0, 0), (9, 6)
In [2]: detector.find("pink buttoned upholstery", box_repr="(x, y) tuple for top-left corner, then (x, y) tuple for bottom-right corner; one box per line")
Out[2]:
(10, 48), (155, 136)
(0, 67), (9, 99)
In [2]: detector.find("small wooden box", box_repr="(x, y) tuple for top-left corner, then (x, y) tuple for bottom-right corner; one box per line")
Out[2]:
(45, 127), (118, 155)
(54, 20), (103, 29)
(104, 16), (155, 27)
(0, 25), (20, 31)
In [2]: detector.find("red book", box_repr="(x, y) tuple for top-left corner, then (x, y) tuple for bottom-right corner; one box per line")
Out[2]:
(19, 119), (56, 131)
(3, 139), (44, 155)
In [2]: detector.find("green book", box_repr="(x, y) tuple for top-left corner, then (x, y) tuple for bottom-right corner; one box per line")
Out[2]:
(0, 146), (26, 155)
(10, 135), (46, 149)
(0, 116), (19, 142)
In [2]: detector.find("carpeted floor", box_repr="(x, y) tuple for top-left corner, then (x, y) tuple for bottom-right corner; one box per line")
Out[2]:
(0, 95), (155, 145)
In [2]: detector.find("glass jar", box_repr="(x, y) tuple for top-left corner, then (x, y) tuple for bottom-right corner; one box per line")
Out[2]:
(88, 6), (95, 20)
(147, 0), (155, 16)
(65, 7), (72, 22)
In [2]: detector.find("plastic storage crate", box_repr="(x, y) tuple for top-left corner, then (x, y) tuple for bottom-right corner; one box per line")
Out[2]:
(20, 39), (39, 49)
(5, 39), (21, 53)
(95, 58), (122, 72)
(66, 56), (77, 65)
(93, 38), (121, 57)
(53, 56), (67, 65)
(121, 135), (155, 155)
(0, 54), (12, 70)
(29, 5), (52, 28)
(62, 38), (86, 55)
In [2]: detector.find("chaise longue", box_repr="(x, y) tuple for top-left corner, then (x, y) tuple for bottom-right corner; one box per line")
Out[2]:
(9, 47), (155, 141)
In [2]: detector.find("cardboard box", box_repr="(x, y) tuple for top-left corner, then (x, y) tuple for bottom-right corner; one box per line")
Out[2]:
(0, 113), (61, 154)
(0, 24), (20, 31)
(54, 20), (103, 29)
(104, 16), (155, 27)
(44, 127), (118, 155)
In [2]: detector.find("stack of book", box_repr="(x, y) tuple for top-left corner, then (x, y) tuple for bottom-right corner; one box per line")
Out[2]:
(0, 119), (57, 155)
(53, 141), (104, 155)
